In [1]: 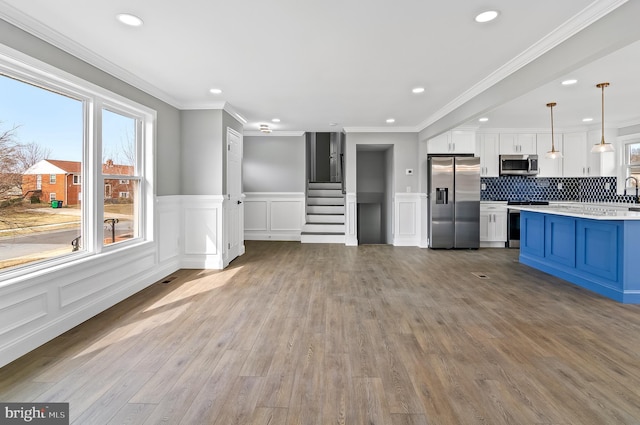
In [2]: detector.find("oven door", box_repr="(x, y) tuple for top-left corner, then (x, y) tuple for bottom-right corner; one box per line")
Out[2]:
(507, 208), (521, 248)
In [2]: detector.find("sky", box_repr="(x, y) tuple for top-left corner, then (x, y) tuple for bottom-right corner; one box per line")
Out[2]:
(0, 74), (134, 165)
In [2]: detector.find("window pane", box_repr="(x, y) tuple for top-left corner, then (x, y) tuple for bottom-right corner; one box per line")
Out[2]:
(629, 166), (640, 185)
(102, 109), (135, 176)
(0, 75), (83, 271)
(103, 180), (139, 245)
(628, 143), (640, 165)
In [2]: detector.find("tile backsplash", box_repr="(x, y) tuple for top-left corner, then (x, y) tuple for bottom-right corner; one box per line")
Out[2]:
(481, 176), (638, 203)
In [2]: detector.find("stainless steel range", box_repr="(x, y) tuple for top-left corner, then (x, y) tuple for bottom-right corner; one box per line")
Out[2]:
(507, 200), (549, 248)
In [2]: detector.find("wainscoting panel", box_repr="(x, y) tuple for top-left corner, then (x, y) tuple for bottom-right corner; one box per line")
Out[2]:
(394, 193), (421, 246)
(157, 196), (181, 264)
(345, 193), (358, 246)
(0, 291), (47, 338)
(182, 195), (225, 269)
(244, 193), (304, 241)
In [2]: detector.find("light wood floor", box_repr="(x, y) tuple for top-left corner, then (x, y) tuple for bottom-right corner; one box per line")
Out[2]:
(2, 242), (640, 424)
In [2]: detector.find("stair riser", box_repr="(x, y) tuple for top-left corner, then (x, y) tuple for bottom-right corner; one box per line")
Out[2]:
(307, 215), (345, 223)
(307, 205), (344, 214)
(307, 198), (345, 206)
(308, 182), (342, 190)
(303, 223), (345, 233)
(308, 189), (343, 197)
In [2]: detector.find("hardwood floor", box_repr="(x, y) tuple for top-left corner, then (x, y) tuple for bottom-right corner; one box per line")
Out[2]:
(2, 241), (640, 424)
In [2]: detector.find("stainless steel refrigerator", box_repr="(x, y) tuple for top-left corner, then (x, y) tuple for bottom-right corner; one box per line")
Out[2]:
(427, 155), (480, 249)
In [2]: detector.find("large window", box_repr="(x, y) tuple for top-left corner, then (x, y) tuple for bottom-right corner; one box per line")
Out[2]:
(0, 51), (154, 275)
(625, 142), (640, 187)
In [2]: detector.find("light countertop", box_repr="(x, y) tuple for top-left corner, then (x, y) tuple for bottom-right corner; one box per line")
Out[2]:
(506, 203), (640, 220)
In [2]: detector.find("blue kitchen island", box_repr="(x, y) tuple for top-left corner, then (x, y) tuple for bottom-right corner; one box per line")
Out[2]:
(511, 204), (640, 303)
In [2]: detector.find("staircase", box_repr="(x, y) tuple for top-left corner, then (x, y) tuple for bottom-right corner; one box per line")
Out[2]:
(301, 182), (345, 243)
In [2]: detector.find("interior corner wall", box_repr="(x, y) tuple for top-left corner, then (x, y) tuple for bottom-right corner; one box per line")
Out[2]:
(180, 109), (224, 195)
(243, 135), (305, 192)
(0, 18), (182, 196)
(385, 147), (394, 244)
(345, 132), (418, 194)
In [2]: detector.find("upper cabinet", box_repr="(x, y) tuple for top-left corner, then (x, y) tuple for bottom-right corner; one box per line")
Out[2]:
(563, 131), (615, 177)
(536, 133), (563, 177)
(476, 133), (499, 177)
(428, 130), (476, 154)
(499, 133), (537, 154)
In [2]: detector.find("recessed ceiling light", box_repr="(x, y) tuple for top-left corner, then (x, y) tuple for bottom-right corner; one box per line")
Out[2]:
(209, 88), (222, 94)
(412, 87), (425, 94)
(329, 122), (337, 126)
(116, 13), (144, 27)
(478, 117), (489, 122)
(386, 118), (395, 124)
(562, 79), (578, 86)
(475, 10), (499, 23)
(271, 118), (280, 123)
(582, 117), (594, 122)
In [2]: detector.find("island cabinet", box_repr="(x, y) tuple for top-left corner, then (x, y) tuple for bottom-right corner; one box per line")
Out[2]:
(519, 210), (640, 303)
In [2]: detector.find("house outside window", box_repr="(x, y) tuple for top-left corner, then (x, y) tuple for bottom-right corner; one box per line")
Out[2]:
(119, 192), (129, 198)
(36, 175), (42, 190)
(73, 174), (81, 185)
(49, 174), (56, 184)
(49, 193), (56, 201)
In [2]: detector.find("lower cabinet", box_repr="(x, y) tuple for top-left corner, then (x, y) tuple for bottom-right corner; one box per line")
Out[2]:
(480, 203), (507, 247)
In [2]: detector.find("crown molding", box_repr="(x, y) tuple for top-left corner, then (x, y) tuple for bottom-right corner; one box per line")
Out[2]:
(343, 126), (418, 134)
(0, 1), (183, 108)
(416, 0), (629, 132)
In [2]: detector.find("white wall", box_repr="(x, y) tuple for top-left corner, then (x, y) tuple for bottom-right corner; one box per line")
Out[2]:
(181, 109), (224, 195)
(244, 135), (305, 192)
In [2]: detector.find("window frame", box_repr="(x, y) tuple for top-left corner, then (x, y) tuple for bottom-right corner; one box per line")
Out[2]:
(49, 174), (56, 184)
(0, 44), (156, 281)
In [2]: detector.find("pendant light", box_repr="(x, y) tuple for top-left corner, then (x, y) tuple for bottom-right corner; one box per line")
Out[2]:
(545, 102), (562, 159)
(591, 82), (614, 153)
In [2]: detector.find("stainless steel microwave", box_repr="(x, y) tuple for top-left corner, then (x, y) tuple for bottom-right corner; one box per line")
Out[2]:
(499, 154), (539, 176)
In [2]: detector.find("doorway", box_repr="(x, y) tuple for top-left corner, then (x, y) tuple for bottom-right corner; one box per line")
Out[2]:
(356, 145), (393, 244)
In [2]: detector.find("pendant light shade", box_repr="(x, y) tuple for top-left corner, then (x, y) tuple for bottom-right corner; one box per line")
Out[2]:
(591, 82), (614, 153)
(545, 102), (562, 159)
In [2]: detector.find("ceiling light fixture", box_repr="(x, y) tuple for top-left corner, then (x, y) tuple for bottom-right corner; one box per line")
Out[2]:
(386, 118), (395, 124)
(591, 82), (614, 153)
(475, 10), (499, 23)
(478, 117), (489, 122)
(209, 88), (222, 94)
(329, 123), (337, 127)
(271, 118), (280, 123)
(582, 117), (593, 122)
(545, 102), (562, 159)
(412, 87), (425, 94)
(562, 79), (578, 86)
(259, 124), (271, 133)
(116, 13), (144, 27)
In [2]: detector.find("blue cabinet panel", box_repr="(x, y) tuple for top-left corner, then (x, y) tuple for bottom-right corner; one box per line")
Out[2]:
(576, 220), (619, 283)
(521, 212), (544, 258)
(545, 215), (576, 267)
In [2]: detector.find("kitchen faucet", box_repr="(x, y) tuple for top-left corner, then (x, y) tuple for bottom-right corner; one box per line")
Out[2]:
(624, 176), (639, 203)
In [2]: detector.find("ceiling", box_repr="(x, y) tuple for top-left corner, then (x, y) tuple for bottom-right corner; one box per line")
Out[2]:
(0, 0), (637, 134)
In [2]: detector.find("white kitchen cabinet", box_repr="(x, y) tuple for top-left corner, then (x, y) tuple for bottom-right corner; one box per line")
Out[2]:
(428, 130), (476, 154)
(476, 133), (499, 177)
(587, 129), (616, 177)
(562, 132), (589, 177)
(499, 133), (537, 154)
(536, 133), (563, 177)
(480, 203), (507, 248)
(562, 131), (615, 177)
